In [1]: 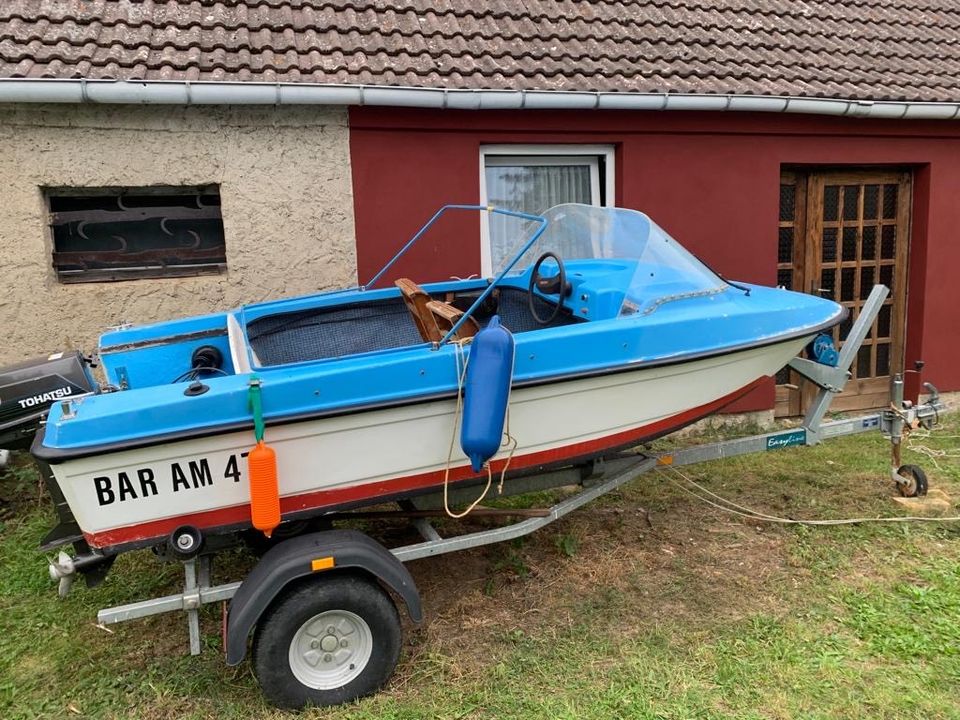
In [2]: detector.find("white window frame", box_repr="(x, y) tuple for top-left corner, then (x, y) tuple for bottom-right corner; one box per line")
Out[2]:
(479, 144), (616, 276)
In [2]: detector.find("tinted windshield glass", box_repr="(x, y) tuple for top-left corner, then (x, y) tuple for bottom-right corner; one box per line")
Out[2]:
(497, 204), (728, 316)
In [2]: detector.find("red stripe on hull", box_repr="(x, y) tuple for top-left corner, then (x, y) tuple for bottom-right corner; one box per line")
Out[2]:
(84, 377), (764, 549)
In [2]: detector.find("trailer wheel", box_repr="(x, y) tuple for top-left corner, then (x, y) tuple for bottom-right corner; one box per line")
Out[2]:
(896, 464), (928, 498)
(251, 572), (402, 709)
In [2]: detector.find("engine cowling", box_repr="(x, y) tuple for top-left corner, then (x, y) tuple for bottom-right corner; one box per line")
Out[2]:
(0, 350), (97, 450)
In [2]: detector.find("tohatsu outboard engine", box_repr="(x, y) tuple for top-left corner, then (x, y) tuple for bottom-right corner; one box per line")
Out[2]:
(0, 350), (98, 450)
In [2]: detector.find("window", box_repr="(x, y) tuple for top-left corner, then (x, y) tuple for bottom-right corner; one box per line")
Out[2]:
(479, 145), (615, 274)
(46, 187), (227, 283)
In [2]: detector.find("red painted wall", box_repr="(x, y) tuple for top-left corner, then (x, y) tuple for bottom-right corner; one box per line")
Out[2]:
(350, 108), (960, 410)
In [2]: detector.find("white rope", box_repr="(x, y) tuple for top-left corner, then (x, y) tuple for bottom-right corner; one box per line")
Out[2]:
(906, 429), (960, 470)
(659, 465), (960, 525)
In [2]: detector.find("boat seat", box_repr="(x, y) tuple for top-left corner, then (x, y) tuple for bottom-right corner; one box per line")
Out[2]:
(395, 278), (442, 343)
(426, 300), (479, 343)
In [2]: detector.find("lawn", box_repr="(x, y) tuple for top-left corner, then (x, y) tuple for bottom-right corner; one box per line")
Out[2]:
(1, 411), (959, 720)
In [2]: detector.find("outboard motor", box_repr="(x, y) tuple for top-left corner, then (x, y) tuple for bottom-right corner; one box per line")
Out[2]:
(0, 351), (97, 450)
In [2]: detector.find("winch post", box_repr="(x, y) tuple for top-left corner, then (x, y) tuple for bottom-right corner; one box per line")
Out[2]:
(788, 284), (889, 444)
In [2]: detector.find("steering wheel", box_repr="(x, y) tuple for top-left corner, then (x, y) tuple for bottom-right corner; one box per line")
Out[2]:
(527, 251), (567, 326)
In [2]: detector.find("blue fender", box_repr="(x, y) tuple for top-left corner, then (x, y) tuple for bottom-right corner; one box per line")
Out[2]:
(460, 315), (515, 472)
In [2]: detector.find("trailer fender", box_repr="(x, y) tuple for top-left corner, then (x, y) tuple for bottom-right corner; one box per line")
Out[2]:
(225, 529), (422, 665)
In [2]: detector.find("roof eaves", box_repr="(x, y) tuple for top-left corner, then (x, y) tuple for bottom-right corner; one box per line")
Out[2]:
(0, 80), (959, 120)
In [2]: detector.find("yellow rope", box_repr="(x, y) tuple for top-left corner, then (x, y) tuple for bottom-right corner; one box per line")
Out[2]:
(443, 339), (494, 519)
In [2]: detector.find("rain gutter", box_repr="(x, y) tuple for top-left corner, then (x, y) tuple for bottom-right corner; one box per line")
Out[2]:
(0, 79), (959, 120)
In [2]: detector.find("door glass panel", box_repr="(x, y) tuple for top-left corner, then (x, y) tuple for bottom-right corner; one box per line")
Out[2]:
(879, 264), (893, 290)
(882, 184), (898, 218)
(877, 304), (891, 337)
(863, 185), (879, 219)
(840, 267), (856, 301)
(824, 185), (840, 221)
(862, 226), (877, 260)
(876, 343), (890, 376)
(842, 226), (858, 261)
(822, 227), (837, 262)
(842, 185), (860, 220)
(820, 268), (835, 298)
(881, 225), (896, 258)
(779, 184), (795, 221)
(860, 266), (875, 299)
(778, 227), (793, 263)
(857, 345), (872, 378)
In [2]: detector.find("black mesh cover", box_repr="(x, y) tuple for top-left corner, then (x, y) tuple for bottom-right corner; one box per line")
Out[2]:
(247, 288), (580, 366)
(248, 298), (422, 365)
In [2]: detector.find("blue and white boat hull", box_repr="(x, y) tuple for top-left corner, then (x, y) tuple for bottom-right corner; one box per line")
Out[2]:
(45, 333), (810, 550)
(31, 203), (845, 553)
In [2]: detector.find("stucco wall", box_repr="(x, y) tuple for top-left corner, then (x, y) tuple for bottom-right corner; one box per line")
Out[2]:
(0, 104), (356, 365)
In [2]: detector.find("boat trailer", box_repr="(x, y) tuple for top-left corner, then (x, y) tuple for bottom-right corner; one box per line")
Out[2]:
(50, 284), (946, 707)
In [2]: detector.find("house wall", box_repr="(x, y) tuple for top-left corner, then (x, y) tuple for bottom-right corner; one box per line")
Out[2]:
(0, 104), (356, 366)
(349, 108), (960, 409)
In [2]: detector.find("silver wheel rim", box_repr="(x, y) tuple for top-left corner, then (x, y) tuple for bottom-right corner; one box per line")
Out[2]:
(288, 609), (373, 690)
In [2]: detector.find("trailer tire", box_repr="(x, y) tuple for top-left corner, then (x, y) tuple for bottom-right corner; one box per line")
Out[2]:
(896, 464), (928, 498)
(251, 571), (402, 709)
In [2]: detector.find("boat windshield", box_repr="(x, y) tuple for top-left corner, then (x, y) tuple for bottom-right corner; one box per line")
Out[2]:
(496, 204), (729, 316)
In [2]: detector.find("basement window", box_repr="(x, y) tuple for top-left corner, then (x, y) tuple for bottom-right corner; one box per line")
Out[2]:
(46, 187), (227, 283)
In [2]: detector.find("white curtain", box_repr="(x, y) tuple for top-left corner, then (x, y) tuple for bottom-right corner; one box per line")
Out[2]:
(485, 162), (593, 271)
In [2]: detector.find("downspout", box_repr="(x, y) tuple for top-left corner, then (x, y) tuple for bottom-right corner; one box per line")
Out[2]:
(1, 79), (960, 120)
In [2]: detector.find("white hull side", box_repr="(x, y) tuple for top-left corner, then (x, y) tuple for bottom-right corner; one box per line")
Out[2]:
(51, 336), (808, 542)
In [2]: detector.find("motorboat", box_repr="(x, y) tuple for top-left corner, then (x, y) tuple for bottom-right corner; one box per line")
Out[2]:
(31, 203), (845, 558)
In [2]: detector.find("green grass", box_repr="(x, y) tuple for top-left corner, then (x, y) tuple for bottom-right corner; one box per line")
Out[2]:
(2, 412), (960, 719)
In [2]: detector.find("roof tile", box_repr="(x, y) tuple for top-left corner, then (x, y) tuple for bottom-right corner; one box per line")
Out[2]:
(2, 1), (960, 101)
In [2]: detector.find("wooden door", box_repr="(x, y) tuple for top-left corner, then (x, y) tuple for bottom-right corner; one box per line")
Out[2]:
(775, 169), (911, 416)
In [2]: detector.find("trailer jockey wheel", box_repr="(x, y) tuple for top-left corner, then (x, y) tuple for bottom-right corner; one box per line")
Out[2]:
(896, 464), (928, 498)
(252, 572), (402, 709)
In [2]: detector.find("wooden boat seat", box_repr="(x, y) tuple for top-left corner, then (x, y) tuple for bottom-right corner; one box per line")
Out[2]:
(426, 300), (479, 343)
(395, 278), (442, 343)
(395, 277), (479, 343)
